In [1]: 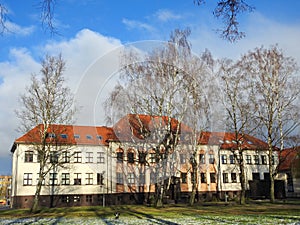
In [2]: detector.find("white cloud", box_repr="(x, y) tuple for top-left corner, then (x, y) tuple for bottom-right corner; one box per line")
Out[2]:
(0, 29), (122, 162)
(4, 21), (35, 36)
(122, 18), (155, 33)
(154, 9), (182, 22)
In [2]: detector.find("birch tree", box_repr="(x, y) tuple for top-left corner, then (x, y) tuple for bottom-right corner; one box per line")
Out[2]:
(105, 28), (211, 207)
(16, 54), (75, 212)
(219, 58), (256, 204)
(241, 45), (300, 203)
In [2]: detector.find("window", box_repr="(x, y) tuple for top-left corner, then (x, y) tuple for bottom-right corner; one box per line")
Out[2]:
(231, 173), (237, 183)
(74, 195), (80, 203)
(23, 173), (32, 186)
(210, 173), (216, 183)
(117, 152), (123, 162)
(74, 173), (81, 185)
(199, 153), (205, 164)
(221, 154), (227, 164)
(150, 172), (156, 184)
(62, 151), (70, 163)
(48, 133), (56, 138)
(229, 155), (235, 164)
(254, 155), (259, 164)
(181, 173), (187, 184)
(209, 154), (215, 164)
(97, 173), (104, 185)
(86, 173), (93, 185)
(86, 195), (93, 203)
(86, 135), (92, 139)
(50, 151), (59, 163)
(96, 135), (102, 140)
(25, 151), (33, 162)
(128, 173), (135, 184)
(138, 152), (147, 164)
(261, 155), (267, 165)
(97, 152), (105, 163)
(86, 152), (93, 163)
(149, 153), (156, 163)
(180, 154), (186, 164)
(49, 173), (58, 185)
(127, 152), (134, 163)
(61, 195), (70, 203)
(61, 173), (70, 185)
(246, 155), (252, 164)
(60, 134), (68, 139)
(139, 172), (145, 185)
(116, 173), (123, 184)
(200, 173), (206, 183)
(74, 152), (82, 163)
(223, 173), (229, 183)
(36, 174), (45, 185)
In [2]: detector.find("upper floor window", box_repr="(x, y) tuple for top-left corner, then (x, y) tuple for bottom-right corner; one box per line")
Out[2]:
(149, 153), (156, 163)
(86, 173), (93, 185)
(181, 172), (187, 184)
(74, 173), (81, 185)
(49, 173), (58, 185)
(97, 152), (105, 163)
(97, 173), (104, 185)
(116, 173), (123, 184)
(246, 155), (252, 164)
(231, 173), (237, 183)
(223, 173), (229, 183)
(261, 155), (267, 165)
(117, 152), (123, 163)
(199, 153), (205, 164)
(128, 173), (135, 184)
(25, 151), (33, 163)
(180, 154), (186, 164)
(210, 173), (216, 183)
(209, 154), (215, 164)
(138, 152), (147, 164)
(74, 152), (82, 163)
(61, 173), (70, 185)
(127, 152), (134, 163)
(200, 173), (207, 183)
(23, 173), (32, 186)
(254, 155), (260, 165)
(221, 154), (227, 164)
(229, 155), (235, 164)
(62, 151), (70, 163)
(86, 152), (93, 163)
(50, 151), (59, 164)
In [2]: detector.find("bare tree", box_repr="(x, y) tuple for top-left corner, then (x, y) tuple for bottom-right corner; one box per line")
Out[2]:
(16, 54), (75, 212)
(219, 57), (256, 204)
(0, 0), (57, 35)
(194, 0), (254, 42)
(242, 45), (300, 203)
(105, 28), (212, 207)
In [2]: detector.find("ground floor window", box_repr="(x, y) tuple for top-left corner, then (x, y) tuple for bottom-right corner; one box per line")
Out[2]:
(86, 195), (92, 203)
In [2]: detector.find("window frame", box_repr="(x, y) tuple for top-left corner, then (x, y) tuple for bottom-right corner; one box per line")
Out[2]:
(23, 173), (33, 186)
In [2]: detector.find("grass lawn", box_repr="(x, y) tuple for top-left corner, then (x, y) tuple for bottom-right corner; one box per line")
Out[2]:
(0, 200), (299, 224)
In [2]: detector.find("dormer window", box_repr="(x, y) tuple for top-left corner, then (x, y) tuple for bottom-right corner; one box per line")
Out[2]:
(61, 134), (68, 139)
(74, 134), (80, 139)
(48, 133), (56, 138)
(86, 135), (92, 140)
(96, 135), (102, 140)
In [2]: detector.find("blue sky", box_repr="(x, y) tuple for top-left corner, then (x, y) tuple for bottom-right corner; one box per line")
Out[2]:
(0, 0), (300, 174)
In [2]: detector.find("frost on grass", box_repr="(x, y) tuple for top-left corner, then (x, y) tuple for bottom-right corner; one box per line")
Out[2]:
(0, 215), (299, 224)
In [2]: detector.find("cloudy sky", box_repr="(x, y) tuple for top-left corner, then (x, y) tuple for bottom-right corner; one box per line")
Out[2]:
(0, 0), (300, 174)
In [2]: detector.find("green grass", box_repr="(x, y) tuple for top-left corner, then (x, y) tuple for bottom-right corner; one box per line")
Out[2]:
(0, 200), (299, 219)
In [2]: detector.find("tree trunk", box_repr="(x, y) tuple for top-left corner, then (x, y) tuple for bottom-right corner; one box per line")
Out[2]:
(239, 152), (246, 205)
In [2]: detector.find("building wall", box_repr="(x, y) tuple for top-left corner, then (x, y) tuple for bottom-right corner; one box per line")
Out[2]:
(11, 141), (280, 208)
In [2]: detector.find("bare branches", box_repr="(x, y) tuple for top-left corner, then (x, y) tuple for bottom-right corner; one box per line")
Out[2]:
(38, 0), (57, 35)
(0, 3), (8, 35)
(194, 0), (254, 42)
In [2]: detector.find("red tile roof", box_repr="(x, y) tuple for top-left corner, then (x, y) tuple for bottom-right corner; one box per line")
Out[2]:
(278, 147), (300, 171)
(11, 114), (270, 152)
(12, 124), (116, 152)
